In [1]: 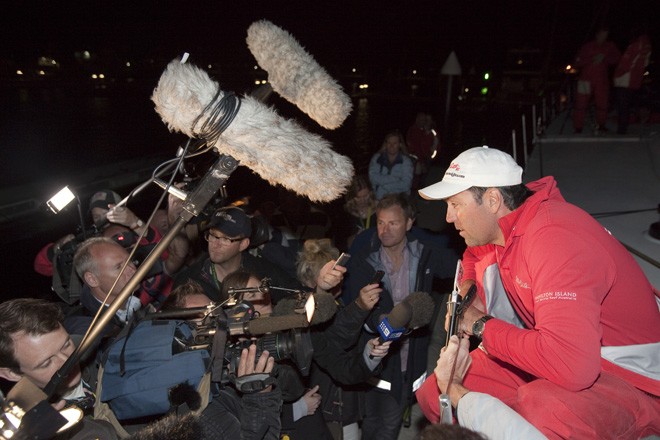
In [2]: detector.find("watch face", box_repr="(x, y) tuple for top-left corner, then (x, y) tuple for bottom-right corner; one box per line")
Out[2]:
(472, 319), (484, 336)
(472, 316), (491, 338)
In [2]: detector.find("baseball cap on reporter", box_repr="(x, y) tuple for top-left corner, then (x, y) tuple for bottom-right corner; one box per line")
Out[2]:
(419, 146), (523, 200)
(206, 207), (252, 238)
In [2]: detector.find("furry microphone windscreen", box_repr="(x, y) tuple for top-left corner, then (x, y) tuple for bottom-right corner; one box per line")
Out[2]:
(246, 19), (353, 130)
(406, 292), (435, 329)
(127, 413), (203, 440)
(151, 59), (354, 203)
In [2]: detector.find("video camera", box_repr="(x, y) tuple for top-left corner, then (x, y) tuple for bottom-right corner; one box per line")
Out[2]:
(151, 279), (316, 386)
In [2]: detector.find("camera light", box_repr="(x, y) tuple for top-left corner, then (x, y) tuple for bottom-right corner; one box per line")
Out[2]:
(56, 407), (83, 434)
(47, 186), (76, 214)
(304, 294), (315, 323)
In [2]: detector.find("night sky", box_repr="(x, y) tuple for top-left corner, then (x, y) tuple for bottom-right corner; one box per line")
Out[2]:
(2, 0), (658, 74)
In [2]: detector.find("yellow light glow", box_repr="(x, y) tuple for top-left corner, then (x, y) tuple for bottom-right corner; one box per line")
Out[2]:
(565, 64), (572, 71)
(38, 70), (45, 75)
(99, 74), (105, 79)
(254, 65), (258, 70)
(412, 69), (417, 75)
(254, 80), (260, 85)
(91, 74), (97, 79)
(352, 68), (356, 73)
(16, 70), (23, 75)
(126, 62), (131, 67)
(464, 87), (469, 92)
(208, 64), (212, 69)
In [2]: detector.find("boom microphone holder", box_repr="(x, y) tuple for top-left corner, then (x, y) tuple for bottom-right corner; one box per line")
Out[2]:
(44, 153), (239, 399)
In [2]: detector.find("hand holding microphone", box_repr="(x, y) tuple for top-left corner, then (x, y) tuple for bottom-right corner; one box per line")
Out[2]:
(367, 337), (392, 359)
(369, 292), (435, 359)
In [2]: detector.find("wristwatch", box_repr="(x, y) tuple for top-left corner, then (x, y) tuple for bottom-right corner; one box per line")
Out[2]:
(131, 219), (144, 230)
(472, 315), (493, 340)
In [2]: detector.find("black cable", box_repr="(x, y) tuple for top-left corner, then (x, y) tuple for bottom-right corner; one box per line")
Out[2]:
(191, 88), (242, 146)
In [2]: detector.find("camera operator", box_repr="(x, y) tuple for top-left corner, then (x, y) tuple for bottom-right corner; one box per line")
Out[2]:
(34, 190), (166, 306)
(0, 298), (118, 439)
(196, 344), (282, 440)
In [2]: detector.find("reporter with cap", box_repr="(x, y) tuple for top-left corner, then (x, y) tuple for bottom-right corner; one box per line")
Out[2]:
(173, 206), (303, 304)
(414, 146), (660, 438)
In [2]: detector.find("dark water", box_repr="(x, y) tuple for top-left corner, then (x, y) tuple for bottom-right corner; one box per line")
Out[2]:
(0, 77), (521, 301)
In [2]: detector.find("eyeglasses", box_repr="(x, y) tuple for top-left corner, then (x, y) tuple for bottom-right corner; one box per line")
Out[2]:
(205, 231), (245, 245)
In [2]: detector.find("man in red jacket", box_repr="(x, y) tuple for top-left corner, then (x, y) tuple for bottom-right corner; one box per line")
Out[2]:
(614, 25), (652, 134)
(415, 146), (659, 439)
(572, 27), (621, 133)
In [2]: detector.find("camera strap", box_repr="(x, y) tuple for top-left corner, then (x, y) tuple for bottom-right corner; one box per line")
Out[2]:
(233, 373), (276, 394)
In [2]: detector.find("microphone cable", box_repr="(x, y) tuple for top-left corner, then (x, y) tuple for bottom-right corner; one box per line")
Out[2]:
(191, 88), (242, 146)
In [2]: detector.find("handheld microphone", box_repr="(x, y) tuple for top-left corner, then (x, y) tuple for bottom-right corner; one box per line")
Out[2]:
(246, 20), (353, 130)
(151, 59), (354, 203)
(376, 291), (435, 343)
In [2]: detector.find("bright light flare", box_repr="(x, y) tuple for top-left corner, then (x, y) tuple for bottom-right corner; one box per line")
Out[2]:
(304, 294), (315, 323)
(47, 186), (75, 213)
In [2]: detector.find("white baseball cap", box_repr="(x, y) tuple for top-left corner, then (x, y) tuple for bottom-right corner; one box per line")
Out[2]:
(419, 146), (522, 200)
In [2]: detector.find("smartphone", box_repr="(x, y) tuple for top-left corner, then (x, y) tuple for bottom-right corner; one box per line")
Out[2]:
(370, 270), (385, 285)
(332, 252), (351, 269)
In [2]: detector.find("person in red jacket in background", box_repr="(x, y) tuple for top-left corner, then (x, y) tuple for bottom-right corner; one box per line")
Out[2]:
(406, 112), (439, 189)
(614, 24), (652, 134)
(415, 146), (659, 439)
(572, 26), (621, 133)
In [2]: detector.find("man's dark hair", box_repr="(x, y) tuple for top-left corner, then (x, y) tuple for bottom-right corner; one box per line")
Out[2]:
(468, 184), (533, 211)
(0, 299), (65, 371)
(376, 192), (416, 221)
(160, 280), (207, 311)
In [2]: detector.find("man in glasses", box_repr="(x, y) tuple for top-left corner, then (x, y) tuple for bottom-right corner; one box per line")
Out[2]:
(173, 206), (303, 304)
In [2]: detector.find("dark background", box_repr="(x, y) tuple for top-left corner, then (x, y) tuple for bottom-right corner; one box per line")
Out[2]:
(0, 0), (658, 303)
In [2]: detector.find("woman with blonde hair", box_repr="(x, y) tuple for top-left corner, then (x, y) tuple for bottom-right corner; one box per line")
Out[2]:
(297, 238), (341, 296)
